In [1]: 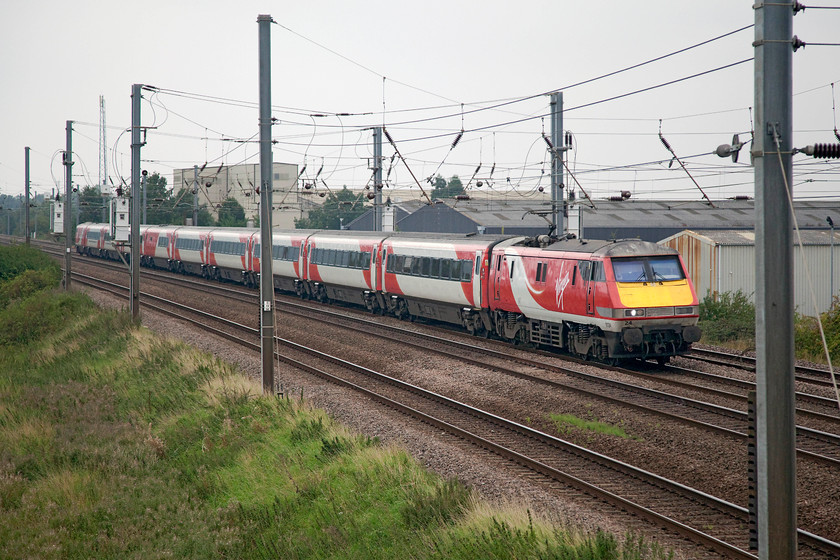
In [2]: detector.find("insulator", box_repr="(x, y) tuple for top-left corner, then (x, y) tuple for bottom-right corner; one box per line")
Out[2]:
(659, 134), (673, 152)
(384, 129), (395, 145)
(805, 143), (840, 159)
(620, 190), (631, 199)
(609, 196), (624, 201)
(367, 193), (375, 200)
(565, 131), (573, 148)
(451, 131), (463, 149)
(542, 134), (554, 150)
(538, 186), (544, 192)
(456, 194), (470, 200)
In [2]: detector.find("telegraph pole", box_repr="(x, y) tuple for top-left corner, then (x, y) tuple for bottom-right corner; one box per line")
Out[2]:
(193, 165), (199, 226)
(130, 84), (142, 320)
(373, 127), (383, 231)
(258, 14), (275, 394)
(754, 3), (796, 558)
(550, 92), (564, 235)
(24, 147), (30, 245)
(64, 121), (73, 290)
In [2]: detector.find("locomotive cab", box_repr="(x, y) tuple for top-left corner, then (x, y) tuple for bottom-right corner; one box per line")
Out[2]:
(603, 252), (702, 360)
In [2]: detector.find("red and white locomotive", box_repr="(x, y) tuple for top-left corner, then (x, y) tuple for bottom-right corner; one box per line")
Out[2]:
(76, 223), (701, 362)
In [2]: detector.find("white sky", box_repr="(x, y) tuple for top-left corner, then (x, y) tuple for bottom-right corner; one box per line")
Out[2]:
(1, 0), (838, 204)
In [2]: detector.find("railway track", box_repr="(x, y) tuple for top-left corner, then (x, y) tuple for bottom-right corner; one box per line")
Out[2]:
(12, 237), (840, 556)
(71, 254), (840, 468)
(68, 269), (840, 559)
(688, 346), (839, 391)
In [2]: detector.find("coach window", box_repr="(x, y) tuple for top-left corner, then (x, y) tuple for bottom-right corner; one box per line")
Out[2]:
(496, 254), (502, 271)
(475, 256), (481, 275)
(461, 260), (472, 281)
(448, 260), (461, 281)
(578, 260), (591, 282)
(535, 262), (543, 283)
(440, 258), (451, 280)
(592, 261), (605, 282)
(420, 257), (431, 277)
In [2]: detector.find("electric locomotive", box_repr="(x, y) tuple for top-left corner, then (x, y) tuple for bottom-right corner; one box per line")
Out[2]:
(489, 235), (701, 363)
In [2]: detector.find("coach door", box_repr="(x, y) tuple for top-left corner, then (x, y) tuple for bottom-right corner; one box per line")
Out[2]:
(372, 243), (381, 291)
(473, 250), (482, 306)
(493, 253), (503, 301)
(579, 260), (595, 315)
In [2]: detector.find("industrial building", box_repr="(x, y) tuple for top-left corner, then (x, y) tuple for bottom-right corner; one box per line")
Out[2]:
(172, 162), (311, 229)
(660, 229), (839, 315)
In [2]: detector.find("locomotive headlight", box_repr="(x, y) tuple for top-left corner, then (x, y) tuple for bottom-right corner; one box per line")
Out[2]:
(613, 308), (645, 318)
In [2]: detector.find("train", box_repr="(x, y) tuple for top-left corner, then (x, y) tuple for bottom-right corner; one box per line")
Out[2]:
(75, 222), (702, 364)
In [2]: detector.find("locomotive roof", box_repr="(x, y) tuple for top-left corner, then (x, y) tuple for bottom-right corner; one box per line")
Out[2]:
(540, 237), (679, 257)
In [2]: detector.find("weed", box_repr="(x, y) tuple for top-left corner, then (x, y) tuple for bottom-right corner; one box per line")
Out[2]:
(549, 413), (637, 440)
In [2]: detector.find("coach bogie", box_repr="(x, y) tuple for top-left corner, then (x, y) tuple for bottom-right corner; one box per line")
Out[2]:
(461, 308), (490, 337)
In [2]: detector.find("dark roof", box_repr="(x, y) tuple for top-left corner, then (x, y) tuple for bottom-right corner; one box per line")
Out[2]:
(539, 237), (678, 256)
(344, 199), (426, 231)
(395, 199), (552, 235)
(579, 199), (837, 230)
(339, 196), (839, 241)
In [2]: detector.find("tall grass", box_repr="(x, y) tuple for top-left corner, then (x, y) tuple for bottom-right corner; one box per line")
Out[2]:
(0, 252), (673, 559)
(700, 290), (840, 363)
(795, 297), (840, 363)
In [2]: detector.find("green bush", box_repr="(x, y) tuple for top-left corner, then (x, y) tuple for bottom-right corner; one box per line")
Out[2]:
(0, 244), (58, 282)
(0, 268), (61, 309)
(698, 290), (755, 345)
(0, 291), (93, 346)
(795, 297), (840, 363)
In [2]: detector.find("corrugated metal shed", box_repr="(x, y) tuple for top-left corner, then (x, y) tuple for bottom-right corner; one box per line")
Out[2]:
(659, 229), (840, 315)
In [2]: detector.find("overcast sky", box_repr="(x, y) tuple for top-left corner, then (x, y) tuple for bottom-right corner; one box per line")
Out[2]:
(1, 0), (838, 204)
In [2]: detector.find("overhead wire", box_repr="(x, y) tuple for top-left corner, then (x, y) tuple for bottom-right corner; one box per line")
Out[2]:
(109, 25), (804, 201)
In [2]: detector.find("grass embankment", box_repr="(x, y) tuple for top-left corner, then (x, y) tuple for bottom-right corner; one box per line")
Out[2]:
(699, 290), (840, 363)
(0, 244), (672, 559)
